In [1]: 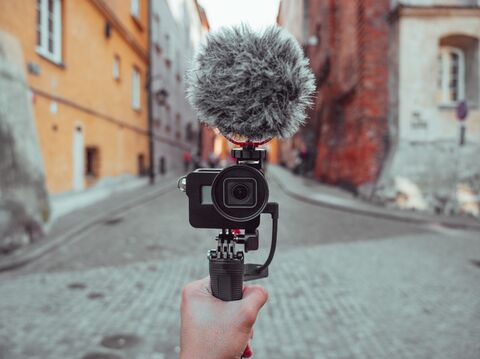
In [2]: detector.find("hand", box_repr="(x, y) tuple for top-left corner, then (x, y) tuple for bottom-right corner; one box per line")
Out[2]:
(180, 277), (268, 359)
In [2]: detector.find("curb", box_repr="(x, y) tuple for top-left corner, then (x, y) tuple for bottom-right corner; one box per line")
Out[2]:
(269, 169), (480, 232)
(0, 181), (177, 273)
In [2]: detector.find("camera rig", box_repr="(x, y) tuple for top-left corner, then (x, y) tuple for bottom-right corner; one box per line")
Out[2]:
(179, 144), (279, 301)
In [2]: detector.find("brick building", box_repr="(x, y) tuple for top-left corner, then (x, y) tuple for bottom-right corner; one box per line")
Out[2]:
(278, 0), (390, 190)
(279, 0), (480, 212)
(0, 0), (150, 194)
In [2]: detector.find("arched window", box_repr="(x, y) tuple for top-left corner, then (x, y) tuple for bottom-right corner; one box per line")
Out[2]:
(437, 34), (479, 107)
(437, 47), (465, 104)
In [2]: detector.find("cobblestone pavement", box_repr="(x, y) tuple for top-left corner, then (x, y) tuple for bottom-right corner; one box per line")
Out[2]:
(1, 181), (479, 358)
(10, 180), (430, 275)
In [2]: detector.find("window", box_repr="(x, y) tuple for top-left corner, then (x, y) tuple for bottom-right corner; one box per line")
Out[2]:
(153, 14), (160, 44)
(185, 123), (194, 142)
(438, 47), (465, 104)
(137, 154), (146, 176)
(175, 114), (181, 140)
(113, 55), (120, 81)
(36, 0), (62, 63)
(165, 33), (171, 59)
(132, 67), (141, 110)
(131, 0), (140, 19)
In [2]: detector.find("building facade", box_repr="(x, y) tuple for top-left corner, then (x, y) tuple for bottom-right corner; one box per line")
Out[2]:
(278, 0), (390, 188)
(150, 0), (209, 175)
(279, 0), (480, 212)
(382, 0), (480, 209)
(0, 0), (150, 194)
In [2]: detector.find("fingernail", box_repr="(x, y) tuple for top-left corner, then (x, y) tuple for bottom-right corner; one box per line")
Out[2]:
(243, 344), (253, 358)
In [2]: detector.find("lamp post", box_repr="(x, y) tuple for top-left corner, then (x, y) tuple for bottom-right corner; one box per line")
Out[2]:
(449, 100), (469, 213)
(146, 68), (169, 183)
(147, 0), (155, 185)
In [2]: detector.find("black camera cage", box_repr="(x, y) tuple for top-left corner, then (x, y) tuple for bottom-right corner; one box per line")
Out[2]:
(179, 144), (279, 297)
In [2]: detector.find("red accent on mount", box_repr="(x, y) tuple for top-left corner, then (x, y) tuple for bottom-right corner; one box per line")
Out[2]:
(225, 136), (272, 147)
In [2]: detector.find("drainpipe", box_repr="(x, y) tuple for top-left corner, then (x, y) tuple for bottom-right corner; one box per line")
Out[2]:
(147, 0), (155, 185)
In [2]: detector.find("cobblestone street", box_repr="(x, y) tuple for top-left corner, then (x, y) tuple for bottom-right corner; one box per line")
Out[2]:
(1, 180), (479, 358)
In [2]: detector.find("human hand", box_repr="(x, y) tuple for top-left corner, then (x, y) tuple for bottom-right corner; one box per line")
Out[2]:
(180, 277), (268, 359)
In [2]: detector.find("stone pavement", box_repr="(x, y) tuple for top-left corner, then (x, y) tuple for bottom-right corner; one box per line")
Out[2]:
(1, 231), (479, 359)
(0, 173), (180, 272)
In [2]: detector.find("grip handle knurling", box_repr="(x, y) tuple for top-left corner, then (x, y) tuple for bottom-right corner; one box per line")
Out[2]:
(209, 258), (244, 301)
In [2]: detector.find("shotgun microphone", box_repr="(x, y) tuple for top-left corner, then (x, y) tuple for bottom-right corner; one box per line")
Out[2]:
(186, 24), (316, 142)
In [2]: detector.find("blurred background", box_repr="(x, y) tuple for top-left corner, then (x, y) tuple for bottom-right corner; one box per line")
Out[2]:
(0, 0), (479, 358)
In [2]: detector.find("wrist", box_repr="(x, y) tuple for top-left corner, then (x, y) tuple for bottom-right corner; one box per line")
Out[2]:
(180, 345), (242, 359)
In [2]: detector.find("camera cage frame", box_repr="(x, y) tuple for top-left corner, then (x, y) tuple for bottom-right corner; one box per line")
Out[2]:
(209, 144), (279, 282)
(179, 143), (279, 299)
(211, 164), (268, 222)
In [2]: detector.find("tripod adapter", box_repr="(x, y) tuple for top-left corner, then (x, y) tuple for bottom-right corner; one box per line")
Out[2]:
(208, 202), (278, 301)
(179, 144), (279, 301)
(207, 145), (278, 301)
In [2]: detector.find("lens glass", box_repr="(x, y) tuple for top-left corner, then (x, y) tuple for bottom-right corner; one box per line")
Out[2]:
(223, 178), (257, 208)
(232, 184), (248, 200)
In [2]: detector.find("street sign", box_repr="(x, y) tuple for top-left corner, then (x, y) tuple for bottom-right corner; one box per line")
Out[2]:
(456, 101), (468, 121)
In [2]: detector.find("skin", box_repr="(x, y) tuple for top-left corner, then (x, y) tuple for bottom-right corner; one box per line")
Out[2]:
(180, 277), (269, 359)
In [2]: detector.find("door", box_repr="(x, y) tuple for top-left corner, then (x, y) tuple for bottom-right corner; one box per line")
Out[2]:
(73, 124), (85, 191)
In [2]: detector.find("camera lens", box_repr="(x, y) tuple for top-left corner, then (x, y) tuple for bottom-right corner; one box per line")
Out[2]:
(232, 184), (249, 200)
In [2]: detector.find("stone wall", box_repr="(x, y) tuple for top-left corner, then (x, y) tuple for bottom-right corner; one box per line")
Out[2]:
(376, 7), (480, 215)
(0, 31), (49, 253)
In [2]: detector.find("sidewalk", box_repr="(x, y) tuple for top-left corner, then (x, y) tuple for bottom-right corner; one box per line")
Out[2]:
(0, 173), (180, 272)
(48, 174), (149, 222)
(269, 165), (480, 231)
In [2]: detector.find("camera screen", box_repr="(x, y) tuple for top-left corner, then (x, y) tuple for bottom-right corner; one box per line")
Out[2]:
(201, 185), (213, 204)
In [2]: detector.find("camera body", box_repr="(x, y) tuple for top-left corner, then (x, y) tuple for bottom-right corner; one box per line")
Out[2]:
(184, 147), (268, 231)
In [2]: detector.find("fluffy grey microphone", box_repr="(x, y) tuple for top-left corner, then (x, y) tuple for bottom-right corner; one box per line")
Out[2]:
(186, 25), (316, 141)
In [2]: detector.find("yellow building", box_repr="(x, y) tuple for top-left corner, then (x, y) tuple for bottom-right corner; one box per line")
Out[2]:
(0, 0), (149, 194)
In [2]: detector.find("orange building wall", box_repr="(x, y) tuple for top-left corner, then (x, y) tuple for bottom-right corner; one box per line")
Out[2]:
(0, 0), (149, 193)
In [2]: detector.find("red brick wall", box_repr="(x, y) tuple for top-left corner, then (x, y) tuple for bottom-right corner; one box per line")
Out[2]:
(307, 0), (390, 189)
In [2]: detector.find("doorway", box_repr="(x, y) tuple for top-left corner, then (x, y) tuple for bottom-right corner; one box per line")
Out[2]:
(73, 124), (85, 191)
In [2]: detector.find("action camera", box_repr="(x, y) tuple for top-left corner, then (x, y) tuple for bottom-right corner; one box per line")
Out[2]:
(178, 145), (279, 301)
(179, 147), (269, 230)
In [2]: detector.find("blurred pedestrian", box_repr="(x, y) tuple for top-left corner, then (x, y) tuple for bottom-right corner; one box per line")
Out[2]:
(183, 150), (192, 173)
(192, 151), (201, 169)
(208, 151), (218, 168)
(299, 145), (308, 176)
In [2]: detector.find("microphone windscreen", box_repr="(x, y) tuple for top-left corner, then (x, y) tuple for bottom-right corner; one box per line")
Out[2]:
(186, 25), (316, 141)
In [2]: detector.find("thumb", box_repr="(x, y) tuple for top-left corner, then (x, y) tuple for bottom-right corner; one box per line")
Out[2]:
(241, 285), (269, 324)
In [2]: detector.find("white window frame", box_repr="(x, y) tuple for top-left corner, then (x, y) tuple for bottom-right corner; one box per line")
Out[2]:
(132, 67), (141, 110)
(131, 0), (140, 19)
(113, 55), (120, 81)
(165, 33), (171, 60)
(153, 13), (160, 44)
(438, 46), (465, 105)
(36, 0), (62, 64)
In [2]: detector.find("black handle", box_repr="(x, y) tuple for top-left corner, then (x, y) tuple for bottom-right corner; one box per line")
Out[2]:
(209, 257), (244, 301)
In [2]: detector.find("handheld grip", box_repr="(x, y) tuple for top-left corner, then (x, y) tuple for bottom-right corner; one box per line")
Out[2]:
(209, 257), (244, 301)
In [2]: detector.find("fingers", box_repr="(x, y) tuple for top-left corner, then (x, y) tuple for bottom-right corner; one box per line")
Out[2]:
(181, 277), (211, 304)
